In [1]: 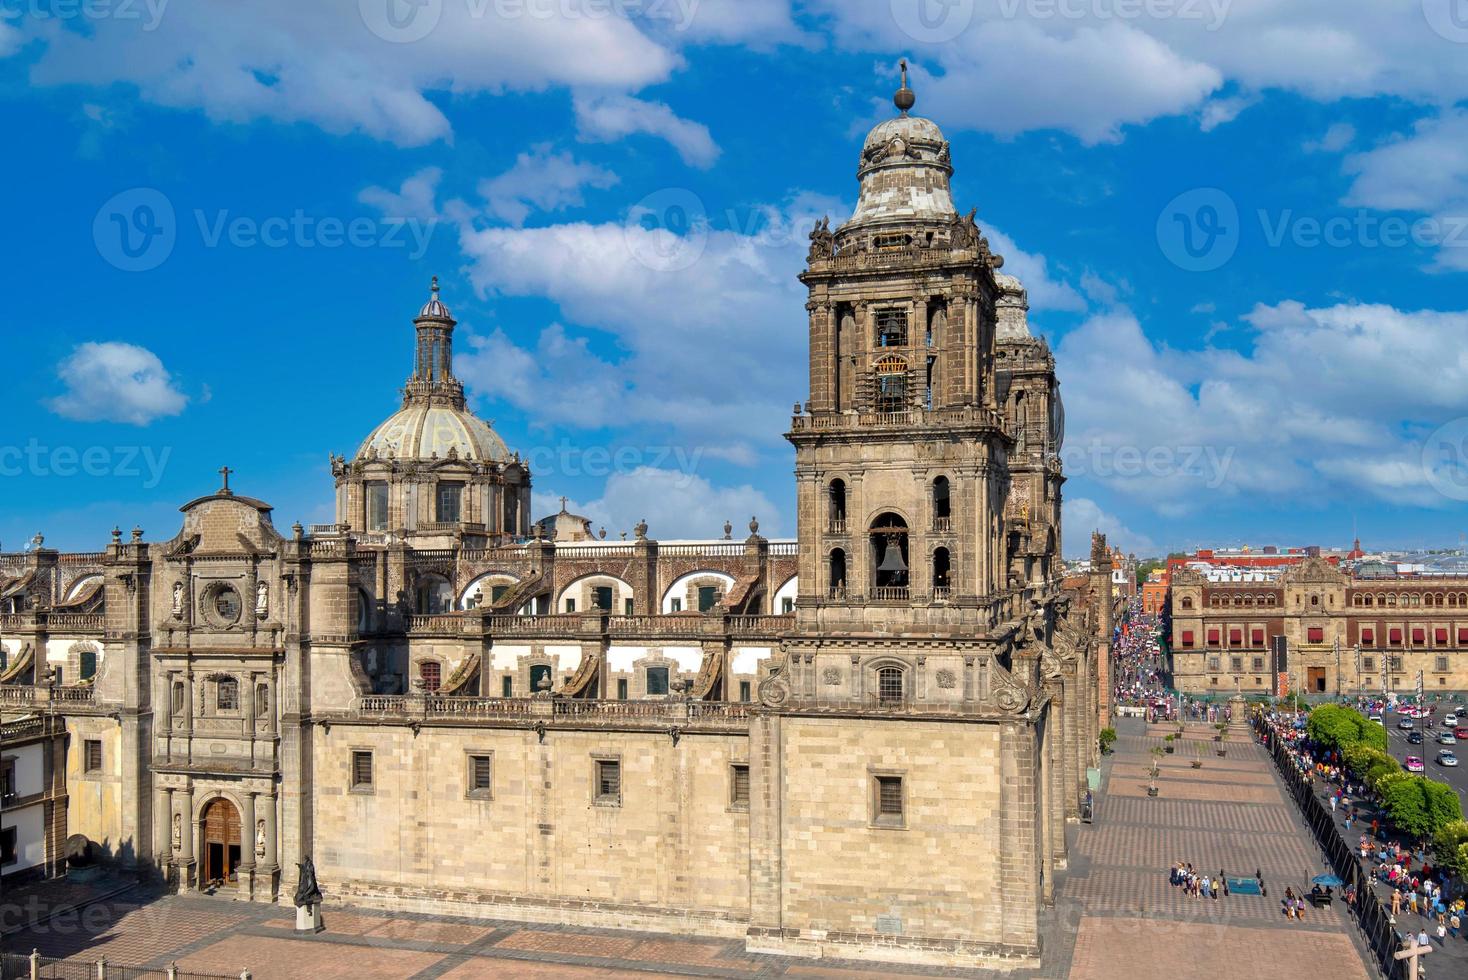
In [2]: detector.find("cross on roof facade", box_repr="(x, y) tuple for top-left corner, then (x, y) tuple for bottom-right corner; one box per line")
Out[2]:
(219, 466), (233, 494)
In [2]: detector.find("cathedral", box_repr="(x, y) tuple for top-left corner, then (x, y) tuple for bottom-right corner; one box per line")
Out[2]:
(0, 70), (1109, 969)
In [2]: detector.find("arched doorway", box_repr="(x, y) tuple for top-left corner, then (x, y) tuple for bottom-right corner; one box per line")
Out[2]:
(201, 797), (241, 887)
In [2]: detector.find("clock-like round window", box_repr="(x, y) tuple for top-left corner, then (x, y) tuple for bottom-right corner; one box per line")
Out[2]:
(201, 583), (242, 627)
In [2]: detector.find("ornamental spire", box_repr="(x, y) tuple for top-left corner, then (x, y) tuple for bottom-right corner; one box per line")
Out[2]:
(895, 59), (915, 117)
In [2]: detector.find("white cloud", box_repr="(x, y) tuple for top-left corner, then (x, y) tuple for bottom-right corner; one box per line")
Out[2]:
(1305, 122), (1356, 154)
(358, 167), (443, 223)
(477, 146), (619, 226)
(1198, 93), (1257, 132)
(573, 93), (721, 168)
(47, 342), (188, 426)
(985, 226), (1087, 312)
(13, 3), (676, 147)
(1064, 497), (1157, 558)
(536, 467), (780, 540)
(1056, 300), (1468, 511)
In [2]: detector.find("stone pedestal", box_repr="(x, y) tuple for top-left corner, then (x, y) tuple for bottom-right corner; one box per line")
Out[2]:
(295, 903), (323, 933)
(1228, 695), (1247, 731)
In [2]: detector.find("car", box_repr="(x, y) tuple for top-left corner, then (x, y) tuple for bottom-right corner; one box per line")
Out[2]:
(1369, 714), (1384, 725)
(1399, 718), (1416, 730)
(1456, 726), (1468, 740)
(1408, 731), (1425, 744)
(1406, 756), (1426, 772)
(1438, 751), (1459, 767)
(1439, 732), (1458, 745)
(1447, 713), (1459, 727)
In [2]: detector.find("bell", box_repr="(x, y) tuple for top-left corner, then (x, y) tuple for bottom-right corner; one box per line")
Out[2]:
(877, 537), (908, 574)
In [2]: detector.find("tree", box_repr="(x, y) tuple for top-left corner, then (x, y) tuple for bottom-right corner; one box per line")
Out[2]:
(1306, 704), (1387, 752)
(1432, 821), (1468, 881)
(1135, 560), (1165, 586)
(1383, 776), (1464, 840)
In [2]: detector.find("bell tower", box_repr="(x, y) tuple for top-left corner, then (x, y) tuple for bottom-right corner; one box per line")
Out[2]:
(787, 64), (1014, 633)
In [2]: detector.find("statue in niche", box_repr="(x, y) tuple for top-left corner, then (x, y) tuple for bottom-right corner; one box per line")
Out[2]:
(255, 820), (266, 859)
(171, 813), (181, 852)
(255, 582), (268, 617)
(171, 582), (183, 617)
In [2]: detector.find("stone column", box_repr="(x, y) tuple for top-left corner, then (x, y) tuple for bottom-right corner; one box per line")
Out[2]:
(239, 791), (257, 899)
(153, 786), (171, 870)
(746, 711), (785, 952)
(178, 785), (195, 891)
(998, 720), (1040, 953)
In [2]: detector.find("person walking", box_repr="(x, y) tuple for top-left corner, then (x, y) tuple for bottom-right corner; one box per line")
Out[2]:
(1393, 888), (1402, 915)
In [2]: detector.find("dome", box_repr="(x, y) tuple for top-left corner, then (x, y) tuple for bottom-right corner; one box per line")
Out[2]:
(995, 273), (1032, 341)
(418, 275), (453, 320)
(357, 403), (510, 463)
(845, 68), (956, 229)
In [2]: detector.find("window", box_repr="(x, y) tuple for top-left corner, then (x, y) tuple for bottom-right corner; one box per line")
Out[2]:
(351, 750), (373, 790)
(1230, 657), (1242, 672)
(624, 597), (635, 615)
(698, 586), (718, 612)
(1437, 628), (1450, 644)
(1228, 629), (1242, 645)
(670, 598), (682, 612)
(366, 481), (389, 531)
(256, 684), (269, 717)
(1207, 657), (1221, 671)
(502, 675), (513, 698)
(529, 664), (552, 694)
(1252, 657), (1265, 671)
(593, 586), (613, 611)
(877, 666), (905, 704)
(646, 666), (670, 696)
(932, 476), (951, 524)
(874, 356), (908, 413)
(1390, 656), (1403, 671)
(617, 678), (629, 700)
(594, 758), (621, 805)
(872, 773), (905, 828)
(216, 677), (238, 711)
(739, 680), (751, 703)
(467, 754), (493, 799)
(1363, 656), (1375, 672)
(84, 740), (102, 773)
(1180, 630), (1195, 647)
(79, 649), (97, 682)
(435, 481), (463, 523)
(1, 827), (16, 866)
(1437, 656), (1450, 673)
(565, 598), (576, 613)
(1390, 628), (1403, 645)
(1459, 628), (1468, 644)
(420, 661), (441, 693)
(1181, 597), (1194, 610)
(1, 758), (15, 802)
(1207, 629), (1220, 646)
(1251, 629), (1265, 646)
(171, 681), (185, 715)
(1412, 628), (1426, 645)
(875, 308), (908, 347)
(1362, 628), (1375, 645)
(1307, 627), (1324, 644)
(782, 597), (795, 614)
(729, 764), (750, 809)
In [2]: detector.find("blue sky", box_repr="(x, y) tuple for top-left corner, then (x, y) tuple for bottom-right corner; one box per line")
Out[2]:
(5, 0), (1468, 557)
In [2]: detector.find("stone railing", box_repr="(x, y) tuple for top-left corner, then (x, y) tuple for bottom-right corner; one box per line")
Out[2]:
(768, 542), (798, 556)
(0, 715), (44, 740)
(59, 553), (106, 565)
(0, 686), (36, 705)
(727, 615), (792, 636)
(45, 613), (104, 632)
(871, 586), (911, 601)
(348, 695), (751, 730)
(656, 543), (746, 558)
(51, 686), (96, 703)
(791, 404), (1006, 434)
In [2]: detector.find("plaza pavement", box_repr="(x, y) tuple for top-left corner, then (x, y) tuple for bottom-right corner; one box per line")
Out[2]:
(0, 718), (1375, 979)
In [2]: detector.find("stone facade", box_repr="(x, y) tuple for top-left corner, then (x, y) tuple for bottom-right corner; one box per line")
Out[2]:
(0, 69), (1105, 971)
(1169, 556), (1468, 695)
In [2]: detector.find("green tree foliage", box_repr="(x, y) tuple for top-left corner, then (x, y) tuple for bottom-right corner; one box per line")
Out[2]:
(1306, 704), (1387, 751)
(1382, 776), (1464, 840)
(1344, 743), (1394, 778)
(1432, 821), (1468, 881)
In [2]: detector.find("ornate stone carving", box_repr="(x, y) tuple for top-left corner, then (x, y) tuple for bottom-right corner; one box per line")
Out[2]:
(757, 666), (790, 708)
(822, 666), (841, 686)
(936, 668), (956, 689)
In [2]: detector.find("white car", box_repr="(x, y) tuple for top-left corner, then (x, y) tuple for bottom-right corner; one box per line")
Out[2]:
(1438, 750), (1459, 767)
(1446, 713), (1459, 727)
(1439, 732), (1458, 745)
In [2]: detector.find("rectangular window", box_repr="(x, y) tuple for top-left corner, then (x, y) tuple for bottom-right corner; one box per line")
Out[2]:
(351, 750), (373, 791)
(366, 481), (389, 531)
(873, 774), (905, 828)
(84, 739), (102, 773)
(490, 584), (509, 604)
(782, 597), (795, 614)
(79, 650), (97, 682)
(1207, 657), (1221, 671)
(1437, 656), (1450, 673)
(1, 826), (16, 866)
(1363, 656), (1375, 672)
(739, 680), (751, 702)
(616, 678), (628, 700)
(0, 757), (15, 802)
(1251, 629), (1265, 646)
(435, 482), (463, 523)
(1307, 627), (1324, 643)
(1207, 629), (1220, 645)
(216, 677), (238, 711)
(501, 675), (512, 698)
(1460, 628), (1468, 644)
(1412, 628), (1426, 644)
(1252, 657), (1265, 671)
(467, 754), (493, 799)
(593, 586), (613, 611)
(565, 598), (576, 613)
(1390, 628), (1403, 645)
(646, 666), (669, 696)
(1228, 629), (1242, 645)
(419, 661), (441, 693)
(729, 764), (750, 809)
(698, 586), (719, 612)
(1436, 628), (1449, 644)
(1362, 628), (1375, 645)
(1180, 630), (1195, 647)
(1230, 656), (1243, 672)
(1390, 656), (1403, 671)
(624, 597), (634, 615)
(594, 759), (621, 805)
(670, 598), (682, 612)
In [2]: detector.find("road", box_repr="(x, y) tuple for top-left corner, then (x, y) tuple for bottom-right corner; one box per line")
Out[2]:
(1379, 704), (1468, 807)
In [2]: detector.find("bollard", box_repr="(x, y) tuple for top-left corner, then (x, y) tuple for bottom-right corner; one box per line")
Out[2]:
(241, 971), (252, 980)
(97, 956), (107, 979)
(29, 949), (39, 980)
(168, 964), (179, 980)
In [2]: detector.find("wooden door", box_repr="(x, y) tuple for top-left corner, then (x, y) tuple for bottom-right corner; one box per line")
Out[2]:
(1308, 667), (1327, 693)
(201, 798), (240, 883)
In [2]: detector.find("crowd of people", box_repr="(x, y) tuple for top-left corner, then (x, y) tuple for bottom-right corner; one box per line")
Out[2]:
(1261, 709), (1467, 951)
(1111, 599), (1171, 712)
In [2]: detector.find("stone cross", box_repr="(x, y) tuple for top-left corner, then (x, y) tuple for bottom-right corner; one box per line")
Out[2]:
(219, 466), (233, 493)
(1394, 939), (1430, 980)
